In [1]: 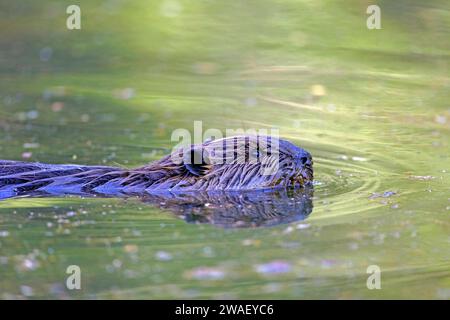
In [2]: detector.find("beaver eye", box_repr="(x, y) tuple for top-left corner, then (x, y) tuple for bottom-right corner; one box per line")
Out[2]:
(183, 148), (210, 176)
(300, 157), (308, 165)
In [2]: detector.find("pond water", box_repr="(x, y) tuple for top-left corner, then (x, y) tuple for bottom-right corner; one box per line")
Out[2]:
(0, 0), (449, 299)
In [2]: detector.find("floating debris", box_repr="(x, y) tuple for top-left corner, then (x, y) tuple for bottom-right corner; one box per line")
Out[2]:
(434, 115), (447, 125)
(283, 223), (310, 234)
(112, 259), (122, 269)
(242, 239), (261, 246)
(369, 191), (396, 199)
(26, 110), (39, 120)
(66, 211), (76, 217)
(155, 251), (172, 261)
(124, 244), (138, 254)
(21, 152), (32, 159)
(185, 267), (225, 280)
(23, 143), (40, 149)
(17, 255), (40, 272)
(0, 230), (9, 237)
(296, 223), (310, 230)
(283, 226), (294, 234)
(310, 84), (326, 98)
(256, 260), (292, 274)
(409, 175), (435, 181)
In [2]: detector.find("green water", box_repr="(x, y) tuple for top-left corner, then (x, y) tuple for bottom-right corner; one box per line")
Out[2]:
(0, 0), (449, 299)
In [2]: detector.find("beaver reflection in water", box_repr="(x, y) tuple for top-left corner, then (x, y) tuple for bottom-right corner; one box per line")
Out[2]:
(0, 135), (314, 227)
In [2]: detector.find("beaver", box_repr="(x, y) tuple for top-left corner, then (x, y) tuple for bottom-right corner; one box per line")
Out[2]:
(0, 135), (313, 199)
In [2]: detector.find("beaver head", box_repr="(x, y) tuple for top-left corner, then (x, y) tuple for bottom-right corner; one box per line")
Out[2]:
(123, 135), (313, 193)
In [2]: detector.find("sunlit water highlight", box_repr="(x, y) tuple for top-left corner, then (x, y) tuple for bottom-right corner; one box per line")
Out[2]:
(0, 0), (449, 299)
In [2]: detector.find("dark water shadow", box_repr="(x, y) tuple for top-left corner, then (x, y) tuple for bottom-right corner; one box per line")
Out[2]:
(139, 188), (314, 228)
(1, 187), (314, 229)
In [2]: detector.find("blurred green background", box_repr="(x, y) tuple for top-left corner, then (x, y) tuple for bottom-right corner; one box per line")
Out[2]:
(0, 0), (449, 299)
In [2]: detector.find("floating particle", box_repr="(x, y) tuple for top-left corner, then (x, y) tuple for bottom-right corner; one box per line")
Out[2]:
(155, 251), (172, 261)
(0, 230), (9, 237)
(20, 257), (39, 271)
(434, 115), (447, 125)
(310, 84), (326, 97)
(112, 259), (122, 269)
(21, 152), (32, 159)
(185, 267), (225, 280)
(382, 191), (396, 197)
(124, 244), (138, 254)
(23, 143), (40, 149)
(256, 260), (292, 274)
(66, 211), (76, 217)
(26, 110), (39, 120)
(409, 175), (435, 181)
(283, 226), (294, 234)
(242, 239), (261, 246)
(369, 191), (396, 199)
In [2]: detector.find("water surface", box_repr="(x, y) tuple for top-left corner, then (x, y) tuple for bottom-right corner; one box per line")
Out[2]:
(0, 0), (449, 299)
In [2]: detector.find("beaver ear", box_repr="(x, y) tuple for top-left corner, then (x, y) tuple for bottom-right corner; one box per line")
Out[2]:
(183, 147), (211, 176)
